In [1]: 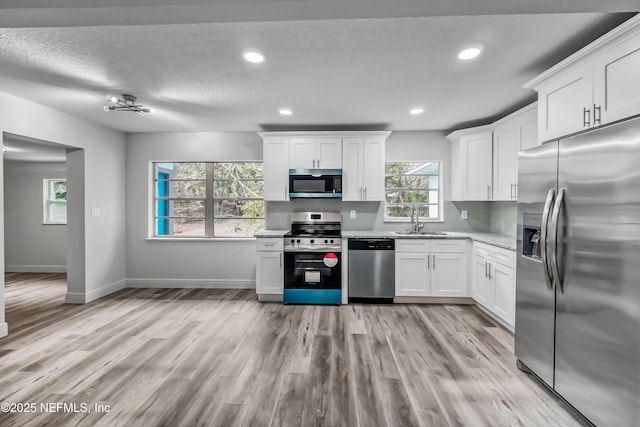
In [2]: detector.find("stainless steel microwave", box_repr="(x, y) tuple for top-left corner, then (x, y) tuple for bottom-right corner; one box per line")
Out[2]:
(288, 169), (342, 198)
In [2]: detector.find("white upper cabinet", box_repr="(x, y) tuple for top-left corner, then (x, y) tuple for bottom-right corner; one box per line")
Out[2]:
(536, 63), (594, 142)
(448, 129), (493, 201)
(593, 30), (640, 124)
(526, 16), (640, 142)
(262, 136), (290, 201)
(342, 136), (386, 201)
(289, 137), (342, 169)
(492, 103), (538, 201)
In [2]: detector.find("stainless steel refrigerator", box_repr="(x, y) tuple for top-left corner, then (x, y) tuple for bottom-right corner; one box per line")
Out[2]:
(515, 116), (640, 426)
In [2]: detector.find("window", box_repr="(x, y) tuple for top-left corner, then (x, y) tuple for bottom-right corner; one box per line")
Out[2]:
(385, 161), (442, 221)
(43, 179), (67, 224)
(153, 162), (264, 238)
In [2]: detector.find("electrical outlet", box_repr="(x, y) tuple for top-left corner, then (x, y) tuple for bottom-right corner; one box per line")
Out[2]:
(461, 210), (468, 219)
(350, 209), (357, 219)
(91, 207), (100, 217)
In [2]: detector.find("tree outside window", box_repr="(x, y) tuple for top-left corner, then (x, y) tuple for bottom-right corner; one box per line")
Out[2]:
(43, 179), (67, 224)
(385, 161), (442, 221)
(153, 162), (264, 238)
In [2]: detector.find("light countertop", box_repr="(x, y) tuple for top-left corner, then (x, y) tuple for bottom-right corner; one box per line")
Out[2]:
(257, 229), (516, 250)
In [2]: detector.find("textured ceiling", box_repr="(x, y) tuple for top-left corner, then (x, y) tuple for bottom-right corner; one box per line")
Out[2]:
(0, 3), (636, 134)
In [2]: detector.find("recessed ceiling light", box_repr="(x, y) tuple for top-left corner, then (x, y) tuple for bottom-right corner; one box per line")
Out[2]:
(458, 46), (482, 60)
(279, 108), (293, 116)
(243, 50), (265, 63)
(410, 107), (424, 115)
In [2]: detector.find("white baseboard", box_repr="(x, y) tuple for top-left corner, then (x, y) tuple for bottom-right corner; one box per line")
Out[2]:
(0, 322), (8, 338)
(65, 279), (127, 304)
(126, 278), (255, 289)
(5, 265), (66, 273)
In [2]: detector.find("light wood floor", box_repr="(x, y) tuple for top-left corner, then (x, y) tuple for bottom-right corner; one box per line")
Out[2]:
(0, 273), (583, 427)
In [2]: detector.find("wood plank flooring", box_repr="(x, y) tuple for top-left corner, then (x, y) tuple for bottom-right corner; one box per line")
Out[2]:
(0, 273), (583, 427)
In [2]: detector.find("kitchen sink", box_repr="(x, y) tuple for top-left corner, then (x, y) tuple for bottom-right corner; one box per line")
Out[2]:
(393, 231), (448, 236)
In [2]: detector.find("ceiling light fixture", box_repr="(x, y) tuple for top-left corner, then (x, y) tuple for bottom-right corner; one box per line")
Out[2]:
(103, 94), (152, 116)
(458, 46), (482, 60)
(2, 147), (7, 153)
(243, 50), (265, 63)
(279, 108), (293, 116)
(410, 107), (424, 115)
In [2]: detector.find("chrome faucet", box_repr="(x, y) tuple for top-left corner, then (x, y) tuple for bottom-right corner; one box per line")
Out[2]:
(410, 199), (424, 232)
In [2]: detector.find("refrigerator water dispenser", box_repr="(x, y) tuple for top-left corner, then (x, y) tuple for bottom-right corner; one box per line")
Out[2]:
(522, 213), (543, 259)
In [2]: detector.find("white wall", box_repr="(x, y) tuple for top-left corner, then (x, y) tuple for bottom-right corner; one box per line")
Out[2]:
(4, 161), (67, 272)
(0, 91), (126, 338)
(125, 132), (262, 288)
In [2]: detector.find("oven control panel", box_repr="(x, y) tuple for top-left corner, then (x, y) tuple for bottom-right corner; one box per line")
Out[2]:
(284, 237), (341, 252)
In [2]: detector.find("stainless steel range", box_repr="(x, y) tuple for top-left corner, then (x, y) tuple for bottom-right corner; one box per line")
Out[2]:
(283, 212), (342, 305)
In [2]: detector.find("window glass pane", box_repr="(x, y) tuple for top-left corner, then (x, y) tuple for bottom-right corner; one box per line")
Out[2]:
(48, 203), (67, 222)
(214, 219), (266, 237)
(156, 180), (206, 199)
(156, 200), (205, 218)
(214, 200), (265, 218)
(384, 161), (441, 221)
(385, 190), (429, 204)
(213, 180), (263, 198)
(385, 205), (412, 219)
(158, 218), (206, 237)
(428, 205), (438, 218)
(156, 163), (206, 180)
(213, 162), (263, 180)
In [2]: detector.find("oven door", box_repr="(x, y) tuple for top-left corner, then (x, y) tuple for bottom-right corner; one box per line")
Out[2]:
(284, 252), (341, 304)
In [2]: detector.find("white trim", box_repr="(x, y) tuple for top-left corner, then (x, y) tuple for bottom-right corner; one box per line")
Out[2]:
(258, 131), (391, 138)
(445, 124), (494, 141)
(5, 265), (67, 273)
(492, 102), (538, 127)
(65, 279), (127, 304)
(524, 14), (640, 89)
(127, 278), (255, 289)
(0, 322), (8, 338)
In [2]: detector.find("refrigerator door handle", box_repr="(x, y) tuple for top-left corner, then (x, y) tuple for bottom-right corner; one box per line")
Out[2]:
(540, 188), (556, 290)
(550, 187), (566, 293)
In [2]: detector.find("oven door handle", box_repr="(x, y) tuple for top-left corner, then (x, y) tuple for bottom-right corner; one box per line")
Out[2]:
(295, 260), (326, 263)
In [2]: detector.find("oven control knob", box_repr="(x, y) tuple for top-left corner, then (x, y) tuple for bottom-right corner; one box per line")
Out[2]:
(290, 239), (295, 244)
(310, 239), (315, 243)
(296, 239), (301, 243)
(330, 239), (334, 243)
(324, 240), (328, 243)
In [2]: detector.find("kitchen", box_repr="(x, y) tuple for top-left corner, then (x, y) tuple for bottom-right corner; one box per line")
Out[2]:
(1, 2), (639, 426)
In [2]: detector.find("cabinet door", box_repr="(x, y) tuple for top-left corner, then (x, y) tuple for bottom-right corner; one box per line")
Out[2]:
(316, 138), (342, 169)
(593, 31), (640, 125)
(537, 63), (593, 142)
(492, 125), (518, 201)
(462, 132), (493, 200)
(395, 253), (429, 297)
(361, 137), (385, 201)
(341, 138), (363, 201)
(289, 138), (316, 169)
(491, 262), (515, 327)
(256, 252), (283, 295)
(473, 255), (493, 307)
(519, 115), (539, 152)
(431, 253), (468, 297)
(263, 137), (290, 201)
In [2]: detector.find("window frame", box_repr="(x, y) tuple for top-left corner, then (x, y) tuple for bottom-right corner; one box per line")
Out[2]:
(383, 160), (443, 223)
(152, 161), (264, 239)
(43, 178), (67, 225)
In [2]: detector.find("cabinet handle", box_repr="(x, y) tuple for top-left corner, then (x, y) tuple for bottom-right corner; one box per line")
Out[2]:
(488, 262), (492, 279)
(428, 254), (430, 269)
(433, 254), (436, 270)
(583, 107), (591, 128)
(485, 261), (488, 278)
(514, 184), (518, 199)
(487, 186), (491, 200)
(280, 253), (282, 267)
(593, 104), (601, 125)
(364, 187), (367, 200)
(510, 183), (514, 199)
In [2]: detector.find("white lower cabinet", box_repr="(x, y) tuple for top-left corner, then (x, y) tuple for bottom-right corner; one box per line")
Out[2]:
(472, 242), (516, 328)
(395, 239), (468, 297)
(256, 238), (284, 297)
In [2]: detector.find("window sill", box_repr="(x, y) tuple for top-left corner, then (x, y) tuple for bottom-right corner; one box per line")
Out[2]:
(146, 237), (257, 242)
(43, 222), (67, 225)
(384, 219), (444, 224)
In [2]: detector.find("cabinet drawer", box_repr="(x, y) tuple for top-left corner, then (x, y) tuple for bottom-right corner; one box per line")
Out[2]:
(474, 241), (514, 268)
(431, 239), (467, 253)
(256, 238), (284, 251)
(395, 239), (430, 253)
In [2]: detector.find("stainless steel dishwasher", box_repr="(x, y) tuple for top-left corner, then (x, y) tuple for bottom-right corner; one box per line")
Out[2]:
(348, 238), (395, 303)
